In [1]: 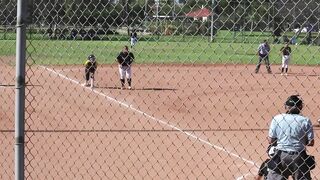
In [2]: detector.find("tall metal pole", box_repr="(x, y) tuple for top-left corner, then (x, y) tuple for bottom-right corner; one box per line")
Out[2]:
(272, 0), (275, 34)
(155, 0), (159, 38)
(126, 0), (130, 35)
(145, 0), (148, 19)
(210, 0), (215, 42)
(172, 0), (175, 18)
(15, 0), (27, 180)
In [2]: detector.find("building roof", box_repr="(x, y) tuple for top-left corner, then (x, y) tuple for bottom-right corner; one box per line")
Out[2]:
(185, 7), (212, 18)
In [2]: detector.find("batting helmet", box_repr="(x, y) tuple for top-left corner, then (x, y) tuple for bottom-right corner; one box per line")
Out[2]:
(88, 54), (96, 61)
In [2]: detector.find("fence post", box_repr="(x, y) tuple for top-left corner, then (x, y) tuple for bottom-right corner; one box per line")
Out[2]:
(15, 0), (27, 179)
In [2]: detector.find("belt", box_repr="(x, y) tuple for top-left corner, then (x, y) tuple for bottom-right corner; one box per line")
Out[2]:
(279, 150), (302, 155)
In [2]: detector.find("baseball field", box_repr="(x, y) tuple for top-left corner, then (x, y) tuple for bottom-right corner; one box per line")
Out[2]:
(1, 39), (320, 179)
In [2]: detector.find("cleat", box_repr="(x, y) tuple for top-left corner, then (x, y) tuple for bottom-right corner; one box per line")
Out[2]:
(281, 73), (283, 76)
(128, 86), (132, 90)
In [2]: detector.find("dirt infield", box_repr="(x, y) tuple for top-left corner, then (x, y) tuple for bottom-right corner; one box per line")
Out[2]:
(1, 59), (320, 179)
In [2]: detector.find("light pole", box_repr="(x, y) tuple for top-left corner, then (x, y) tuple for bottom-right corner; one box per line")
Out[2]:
(126, 0), (130, 35)
(145, 0), (148, 20)
(172, 0), (176, 19)
(155, 0), (159, 37)
(210, 0), (215, 42)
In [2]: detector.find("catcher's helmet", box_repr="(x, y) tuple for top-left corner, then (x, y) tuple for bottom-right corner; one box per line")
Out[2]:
(285, 95), (303, 107)
(88, 54), (96, 61)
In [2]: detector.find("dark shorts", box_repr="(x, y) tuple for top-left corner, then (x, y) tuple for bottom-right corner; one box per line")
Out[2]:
(85, 67), (96, 80)
(259, 54), (268, 58)
(85, 67), (96, 74)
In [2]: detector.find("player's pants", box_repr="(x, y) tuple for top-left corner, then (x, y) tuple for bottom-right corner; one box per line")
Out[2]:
(281, 55), (290, 68)
(119, 65), (132, 80)
(130, 37), (137, 47)
(256, 54), (271, 73)
(85, 68), (95, 81)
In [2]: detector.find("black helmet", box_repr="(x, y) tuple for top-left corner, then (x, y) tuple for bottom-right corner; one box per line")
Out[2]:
(88, 54), (96, 61)
(285, 95), (303, 107)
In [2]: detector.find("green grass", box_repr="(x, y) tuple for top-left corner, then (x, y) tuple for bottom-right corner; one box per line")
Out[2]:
(0, 31), (266, 43)
(1, 37), (319, 66)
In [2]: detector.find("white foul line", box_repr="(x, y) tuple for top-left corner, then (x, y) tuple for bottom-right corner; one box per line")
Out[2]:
(42, 66), (258, 177)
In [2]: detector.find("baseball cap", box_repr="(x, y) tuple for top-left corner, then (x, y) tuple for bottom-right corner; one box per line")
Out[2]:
(285, 95), (302, 107)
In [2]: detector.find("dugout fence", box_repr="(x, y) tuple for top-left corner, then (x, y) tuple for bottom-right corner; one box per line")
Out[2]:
(1, 0), (320, 179)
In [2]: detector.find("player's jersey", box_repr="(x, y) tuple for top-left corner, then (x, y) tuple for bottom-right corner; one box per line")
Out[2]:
(280, 46), (291, 56)
(258, 43), (270, 55)
(84, 60), (97, 70)
(117, 52), (134, 66)
(131, 32), (137, 39)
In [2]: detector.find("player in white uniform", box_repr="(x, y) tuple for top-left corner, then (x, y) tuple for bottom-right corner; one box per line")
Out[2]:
(116, 46), (135, 90)
(130, 31), (138, 48)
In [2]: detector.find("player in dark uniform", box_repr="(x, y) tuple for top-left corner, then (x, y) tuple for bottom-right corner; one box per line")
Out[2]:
(116, 46), (135, 90)
(83, 54), (97, 88)
(255, 40), (272, 74)
(279, 42), (292, 76)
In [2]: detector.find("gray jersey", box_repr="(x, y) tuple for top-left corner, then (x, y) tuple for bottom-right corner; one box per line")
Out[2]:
(258, 43), (270, 55)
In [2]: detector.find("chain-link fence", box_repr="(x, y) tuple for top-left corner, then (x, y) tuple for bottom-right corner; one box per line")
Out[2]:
(1, 0), (320, 179)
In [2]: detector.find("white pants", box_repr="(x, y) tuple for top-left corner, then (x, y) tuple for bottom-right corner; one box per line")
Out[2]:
(282, 55), (290, 68)
(119, 65), (131, 79)
(130, 37), (137, 47)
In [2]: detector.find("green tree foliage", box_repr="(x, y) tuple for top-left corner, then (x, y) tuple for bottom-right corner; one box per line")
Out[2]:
(182, 0), (209, 15)
(217, 0), (272, 31)
(2, 0), (317, 36)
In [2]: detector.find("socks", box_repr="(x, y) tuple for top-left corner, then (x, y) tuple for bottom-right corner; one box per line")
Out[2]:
(127, 78), (131, 87)
(120, 78), (132, 88)
(120, 79), (125, 87)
